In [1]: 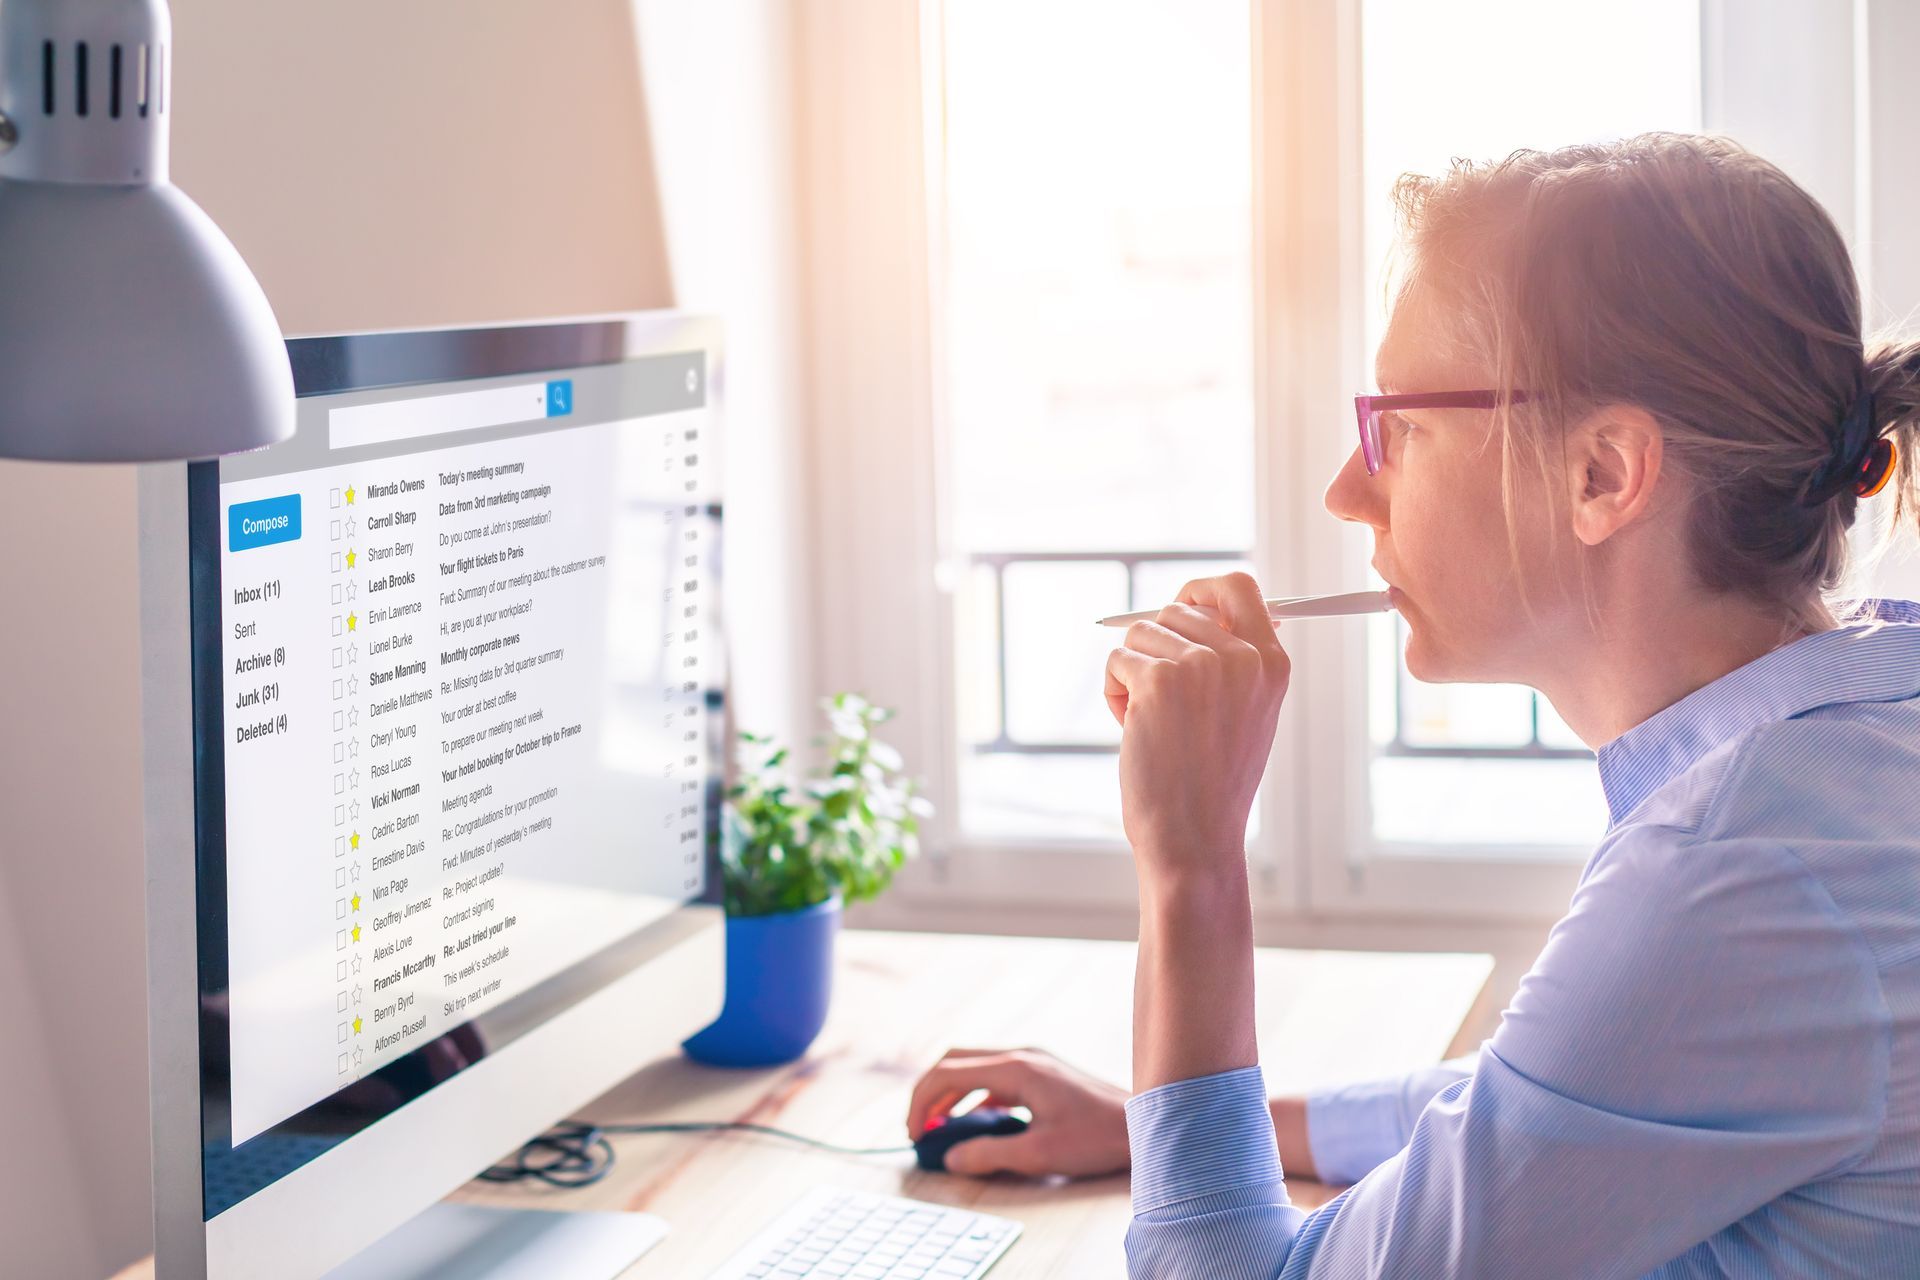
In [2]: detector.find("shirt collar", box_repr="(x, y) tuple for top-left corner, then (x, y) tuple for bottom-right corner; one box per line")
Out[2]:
(1595, 598), (1920, 826)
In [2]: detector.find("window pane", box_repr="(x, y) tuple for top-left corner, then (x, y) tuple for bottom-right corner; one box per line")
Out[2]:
(1360, 0), (1698, 852)
(957, 753), (1125, 842)
(1373, 757), (1609, 851)
(939, 0), (1254, 553)
(937, 0), (1256, 838)
(1002, 562), (1127, 745)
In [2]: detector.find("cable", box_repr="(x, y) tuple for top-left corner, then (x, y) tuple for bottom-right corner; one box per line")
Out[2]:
(478, 1120), (917, 1189)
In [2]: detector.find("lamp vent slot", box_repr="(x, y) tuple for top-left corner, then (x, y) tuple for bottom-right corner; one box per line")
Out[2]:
(137, 43), (150, 118)
(75, 41), (89, 118)
(110, 45), (123, 118)
(42, 40), (54, 115)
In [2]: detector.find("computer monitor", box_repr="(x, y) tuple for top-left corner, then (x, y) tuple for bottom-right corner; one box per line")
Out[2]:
(138, 313), (727, 1279)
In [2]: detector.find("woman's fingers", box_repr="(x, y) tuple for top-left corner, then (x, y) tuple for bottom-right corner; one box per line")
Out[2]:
(1104, 645), (1154, 726)
(1144, 601), (1235, 649)
(942, 1128), (1049, 1177)
(1125, 617), (1209, 659)
(1177, 572), (1286, 661)
(905, 1054), (1037, 1139)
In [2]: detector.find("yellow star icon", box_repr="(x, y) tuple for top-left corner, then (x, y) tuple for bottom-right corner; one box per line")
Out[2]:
(350, 893), (361, 912)
(350, 831), (360, 851)
(352, 1016), (363, 1034)
(344, 484), (356, 505)
(345, 548), (357, 569)
(350, 924), (362, 943)
(347, 612), (358, 632)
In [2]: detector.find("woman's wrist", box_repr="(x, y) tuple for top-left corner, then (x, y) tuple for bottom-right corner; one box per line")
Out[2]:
(1133, 854), (1258, 1092)
(1136, 851), (1251, 918)
(1270, 1095), (1317, 1180)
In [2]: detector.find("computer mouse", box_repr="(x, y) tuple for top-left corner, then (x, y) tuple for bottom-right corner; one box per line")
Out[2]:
(914, 1107), (1030, 1172)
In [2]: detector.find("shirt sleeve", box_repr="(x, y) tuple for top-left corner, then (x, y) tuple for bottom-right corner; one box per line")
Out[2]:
(1121, 829), (1889, 1280)
(1304, 1047), (1482, 1184)
(1123, 1065), (1308, 1278)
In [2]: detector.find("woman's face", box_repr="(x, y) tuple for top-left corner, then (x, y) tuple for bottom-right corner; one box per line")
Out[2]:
(1324, 289), (1573, 685)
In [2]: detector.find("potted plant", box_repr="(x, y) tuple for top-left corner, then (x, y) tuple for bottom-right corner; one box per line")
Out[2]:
(681, 692), (933, 1067)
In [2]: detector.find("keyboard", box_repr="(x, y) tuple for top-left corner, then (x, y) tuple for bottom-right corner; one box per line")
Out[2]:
(705, 1185), (1021, 1278)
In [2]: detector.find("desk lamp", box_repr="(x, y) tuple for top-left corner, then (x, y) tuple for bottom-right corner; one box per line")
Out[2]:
(0, 0), (293, 461)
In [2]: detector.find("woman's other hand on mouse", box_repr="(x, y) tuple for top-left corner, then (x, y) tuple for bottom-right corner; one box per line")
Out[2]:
(905, 1047), (1130, 1178)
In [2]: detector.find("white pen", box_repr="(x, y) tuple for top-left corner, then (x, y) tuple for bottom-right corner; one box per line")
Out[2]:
(1095, 589), (1396, 627)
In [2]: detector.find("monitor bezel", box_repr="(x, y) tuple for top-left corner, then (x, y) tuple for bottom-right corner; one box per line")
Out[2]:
(144, 311), (728, 1270)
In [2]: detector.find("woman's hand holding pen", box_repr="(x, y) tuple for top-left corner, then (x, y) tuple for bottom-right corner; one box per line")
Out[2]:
(1103, 570), (1289, 1092)
(1102, 571), (1292, 892)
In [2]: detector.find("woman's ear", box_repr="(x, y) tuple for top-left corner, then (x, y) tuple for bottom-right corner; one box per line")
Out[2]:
(1566, 404), (1663, 547)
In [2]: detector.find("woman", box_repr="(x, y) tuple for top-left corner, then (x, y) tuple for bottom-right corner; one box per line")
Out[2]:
(905, 133), (1920, 1277)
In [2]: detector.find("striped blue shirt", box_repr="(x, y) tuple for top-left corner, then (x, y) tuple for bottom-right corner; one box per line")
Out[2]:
(1124, 599), (1920, 1278)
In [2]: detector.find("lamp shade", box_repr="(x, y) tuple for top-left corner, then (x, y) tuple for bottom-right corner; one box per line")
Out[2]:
(0, 0), (292, 462)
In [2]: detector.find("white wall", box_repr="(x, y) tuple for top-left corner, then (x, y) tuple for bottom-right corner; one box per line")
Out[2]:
(0, 468), (143, 1278)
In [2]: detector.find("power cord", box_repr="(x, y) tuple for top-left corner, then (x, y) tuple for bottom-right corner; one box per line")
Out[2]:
(479, 1120), (917, 1189)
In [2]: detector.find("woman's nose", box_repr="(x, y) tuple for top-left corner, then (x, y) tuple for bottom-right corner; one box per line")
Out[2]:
(1324, 446), (1386, 529)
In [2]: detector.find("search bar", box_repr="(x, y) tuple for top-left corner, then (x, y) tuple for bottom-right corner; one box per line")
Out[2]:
(329, 380), (573, 450)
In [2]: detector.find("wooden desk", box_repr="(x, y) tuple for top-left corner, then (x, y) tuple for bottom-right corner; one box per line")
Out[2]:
(119, 929), (1491, 1279)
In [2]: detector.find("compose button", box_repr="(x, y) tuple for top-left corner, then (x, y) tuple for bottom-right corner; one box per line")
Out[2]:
(229, 494), (302, 552)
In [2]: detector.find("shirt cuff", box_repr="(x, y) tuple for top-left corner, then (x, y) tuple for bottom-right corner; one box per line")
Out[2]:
(1125, 1065), (1285, 1215)
(1304, 1076), (1414, 1186)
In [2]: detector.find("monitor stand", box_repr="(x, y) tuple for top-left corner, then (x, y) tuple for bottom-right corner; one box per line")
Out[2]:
(325, 1204), (670, 1279)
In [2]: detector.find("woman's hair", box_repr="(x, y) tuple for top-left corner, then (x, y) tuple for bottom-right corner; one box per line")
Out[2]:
(1388, 131), (1919, 628)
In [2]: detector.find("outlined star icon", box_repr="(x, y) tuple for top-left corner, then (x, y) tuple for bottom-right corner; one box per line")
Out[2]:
(352, 984), (363, 1005)
(348, 706), (360, 728)
(346, 518), (358, 539)
(347, 579), (358, 601)
(347, 674), (360, 696)
(347, 643), (358, 666)
(349, 767), (360, 791)
(351, 955), (363, 974)
(349, 739), (359, 759)
(351, 862), (361, 882)
(349, 799), (362, 820)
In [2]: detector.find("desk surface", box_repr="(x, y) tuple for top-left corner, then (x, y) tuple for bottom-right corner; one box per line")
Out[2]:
(120, 928), (1492, 1279)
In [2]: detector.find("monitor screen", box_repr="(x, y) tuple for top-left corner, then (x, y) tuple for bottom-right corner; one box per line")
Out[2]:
(188, 321), (722, 1215)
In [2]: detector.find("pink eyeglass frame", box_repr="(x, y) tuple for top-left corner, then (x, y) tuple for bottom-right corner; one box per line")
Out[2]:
(1354, 390), (1534, 475)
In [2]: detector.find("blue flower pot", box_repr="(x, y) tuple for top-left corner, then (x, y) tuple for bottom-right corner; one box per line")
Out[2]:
(681, 894), (842, 1068)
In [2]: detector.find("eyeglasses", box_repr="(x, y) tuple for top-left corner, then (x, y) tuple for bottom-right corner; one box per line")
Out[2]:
(1353, 390), (1533, 475)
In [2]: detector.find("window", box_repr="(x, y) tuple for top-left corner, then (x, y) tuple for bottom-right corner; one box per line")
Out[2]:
(807, 0), (1883, 920)
(933, 0), (1257, 841)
